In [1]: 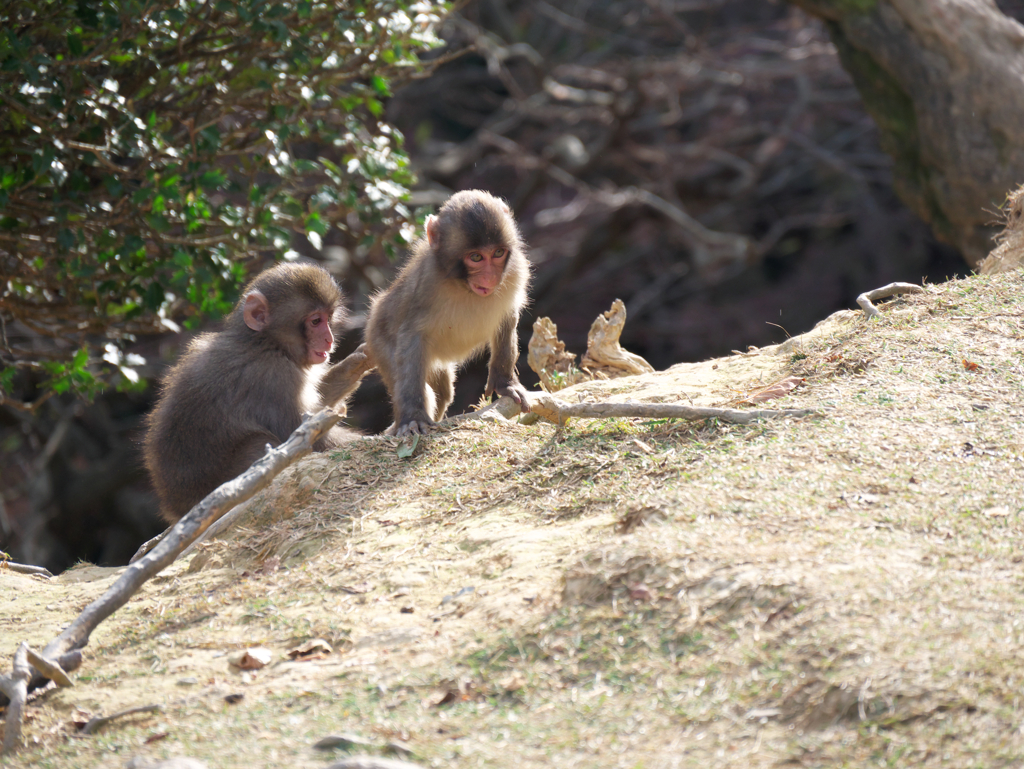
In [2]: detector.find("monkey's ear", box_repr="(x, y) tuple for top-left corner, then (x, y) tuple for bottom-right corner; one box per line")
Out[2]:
(425, 215), (440, 249)
(243, 291), (270, 331)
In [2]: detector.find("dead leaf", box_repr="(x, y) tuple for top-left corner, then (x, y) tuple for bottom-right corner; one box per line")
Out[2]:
(429, 689), (459, 707)
(617, 505), (667, 533)
(499, 672), (526, 692)
(740, 376), (804, 404)
(628, 583), (655, 601)
(963, 359), (980, 371)
(313, 733), (376, 751)
(228, 648), (273, 670)
(287, 638), (333, 661)
(428, 679), (475, 707)
(256, 556), (281, 575)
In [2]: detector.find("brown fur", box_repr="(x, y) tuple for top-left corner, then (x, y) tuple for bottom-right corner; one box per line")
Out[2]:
(144, 262), (373, 523)
(364, 190), (531, 436)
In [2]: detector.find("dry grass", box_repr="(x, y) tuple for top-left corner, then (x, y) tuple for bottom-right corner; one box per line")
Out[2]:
(3, 271), (1024, 768)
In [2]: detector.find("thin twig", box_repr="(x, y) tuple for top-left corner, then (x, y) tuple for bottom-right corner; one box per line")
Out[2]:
(80, 704), (163, 735)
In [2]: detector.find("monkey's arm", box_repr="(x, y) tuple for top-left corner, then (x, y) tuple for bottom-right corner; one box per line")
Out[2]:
(485, 314), (531, 412)
(391, 332), (437, 436)
(319, 343), (375, 408)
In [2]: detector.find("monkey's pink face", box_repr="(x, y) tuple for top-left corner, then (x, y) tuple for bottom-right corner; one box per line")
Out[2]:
(305, 310), (335, 365)
(464, 246), (508, 297)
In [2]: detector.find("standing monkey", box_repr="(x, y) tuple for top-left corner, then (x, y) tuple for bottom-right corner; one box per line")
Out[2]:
(144, 262), (373, 523)
(365, 189), (531, 436)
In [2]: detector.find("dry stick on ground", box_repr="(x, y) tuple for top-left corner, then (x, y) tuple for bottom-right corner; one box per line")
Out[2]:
(326, 758), (428, 769)
(0, 562), (54, 578)
(524, 392), (818, 427)
(80, 704), (163, 735)
(857, 282), (924, 318)
(0, 407), (344, 753)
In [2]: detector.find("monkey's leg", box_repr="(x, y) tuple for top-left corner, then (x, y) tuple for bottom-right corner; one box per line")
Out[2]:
(392, 334), (436, 436)
(485, 314), (531, 411)
(426, 364), (455, 422)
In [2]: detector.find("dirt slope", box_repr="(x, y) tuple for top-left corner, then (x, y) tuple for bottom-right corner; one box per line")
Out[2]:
(3, 271), (1024, 768)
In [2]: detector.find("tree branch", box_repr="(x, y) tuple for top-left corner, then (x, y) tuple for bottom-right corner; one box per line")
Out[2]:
(526, 393), (818, 426)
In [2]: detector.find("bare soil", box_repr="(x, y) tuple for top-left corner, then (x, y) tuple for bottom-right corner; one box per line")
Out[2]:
(3, 270), (1024, 768)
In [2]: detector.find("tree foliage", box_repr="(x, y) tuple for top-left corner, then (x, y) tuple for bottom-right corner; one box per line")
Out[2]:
(0, 0), (443, 399)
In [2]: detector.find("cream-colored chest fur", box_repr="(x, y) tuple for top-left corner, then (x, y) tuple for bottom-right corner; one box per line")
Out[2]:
(424, 269), (527, 364)
(302, 363), (327, 413)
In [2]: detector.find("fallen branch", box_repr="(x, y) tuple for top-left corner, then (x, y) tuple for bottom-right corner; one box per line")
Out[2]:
(857, 282), (924, 318)
(178, 498), (254, 560)
(0, 407), (343, 753)
(0, 562), (54, 578)
(326, 758), (427, 769)
(327, 759), (427, 769)
(528, 392), (817, 426)
(25, 647), (73, 687)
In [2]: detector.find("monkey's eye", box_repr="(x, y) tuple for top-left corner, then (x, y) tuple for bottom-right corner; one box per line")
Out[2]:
(310, 316), (321, 326)
(468, 253), (483, 262)
(493, 248), (506, 259)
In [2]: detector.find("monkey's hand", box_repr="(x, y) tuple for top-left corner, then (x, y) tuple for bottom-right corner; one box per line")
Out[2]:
(320, 344), (376, 407)
(353, 342), (376, 369)
(487, 381), (531, 413)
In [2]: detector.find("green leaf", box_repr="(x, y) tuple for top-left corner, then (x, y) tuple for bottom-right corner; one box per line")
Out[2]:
(198, 126), (221, 152)
(396, 434), (419, 459)
(305, 213), (328, 235)
(103, 176), (124, 196)
(198, 170), (227, 190)
(144, 281), (165, 310)
(57, 228), (76, 250)
(0, 367), (15, 394)
(67, 33), (84, 57)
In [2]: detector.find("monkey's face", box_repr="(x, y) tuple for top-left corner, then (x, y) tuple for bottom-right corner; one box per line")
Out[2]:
(304, 309), (336, 365)
(463, 246), (508, 296)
